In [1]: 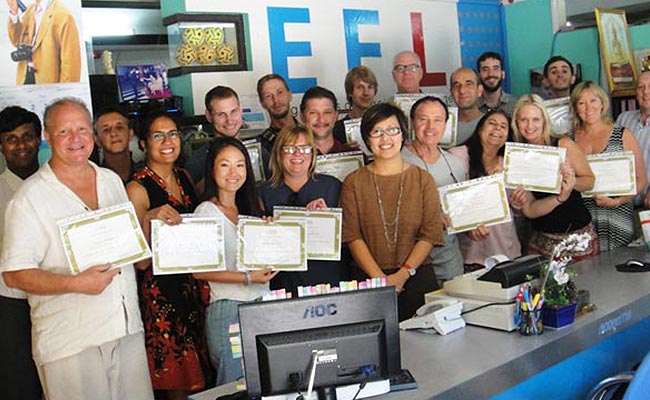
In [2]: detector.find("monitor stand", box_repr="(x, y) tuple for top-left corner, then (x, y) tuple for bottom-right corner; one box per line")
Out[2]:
(261, 379), (390, 400)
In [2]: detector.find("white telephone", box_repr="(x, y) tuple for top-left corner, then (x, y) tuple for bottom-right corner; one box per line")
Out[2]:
(399, 299), (465, 335)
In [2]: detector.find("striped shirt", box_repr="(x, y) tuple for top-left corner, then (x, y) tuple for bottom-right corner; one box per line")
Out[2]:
(478, 91), (518, 118)
(616, 110), (650, 205)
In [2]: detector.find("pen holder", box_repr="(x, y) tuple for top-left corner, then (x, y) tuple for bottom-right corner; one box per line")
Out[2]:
(518, 308), (543, 336)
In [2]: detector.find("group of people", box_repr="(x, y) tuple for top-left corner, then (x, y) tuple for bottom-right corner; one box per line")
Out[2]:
(1, 48), (649, 400)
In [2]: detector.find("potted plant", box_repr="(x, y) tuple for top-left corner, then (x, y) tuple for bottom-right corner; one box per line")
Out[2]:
(539, 233), (591, 328)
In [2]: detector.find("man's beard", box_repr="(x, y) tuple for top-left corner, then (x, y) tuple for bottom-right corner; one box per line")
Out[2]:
(482, 78), (502, 93)
(270, 107), (290, 120)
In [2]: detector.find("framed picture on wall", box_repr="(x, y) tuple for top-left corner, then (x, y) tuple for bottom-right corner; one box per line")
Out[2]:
(163, 13), (248, 77)
(595, 8), (638, 96)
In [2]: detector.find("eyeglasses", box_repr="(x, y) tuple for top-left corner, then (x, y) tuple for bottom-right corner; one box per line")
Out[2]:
(393, 64), (421, 74)
(150, 130), (181, 142)
(282, 145), (313, 155)
(368, 127), (402, 138)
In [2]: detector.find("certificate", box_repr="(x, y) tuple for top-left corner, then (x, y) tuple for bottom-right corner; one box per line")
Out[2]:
(392, 93), (425, 119)
(583, 151), (636, 197)
(544, 97), (572, 135)
(151, 216), (225, 275)
(343, 118), (372, 156)
(58, 202), (151, 274)
(504, 142), (566, 193)
(438, 174), (512, 234)
(237, 218), (307, 271)
(439, 106), (458, 147)
(243, 139), (265, 183)
(315, 151), (364, 182)
(273, 206), (342, 260)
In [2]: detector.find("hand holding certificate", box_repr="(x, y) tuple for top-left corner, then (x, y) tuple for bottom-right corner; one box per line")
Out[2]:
(582, 151), (636, 197)
(504, 142), (566, 193)
(58, 202), (151, 274)
(236, 218), (307, 271)
(273, 206), (342, 260)
(438, 174), (512, 234)
(151, 216), (226, 275)
(315, 151), (364, 182)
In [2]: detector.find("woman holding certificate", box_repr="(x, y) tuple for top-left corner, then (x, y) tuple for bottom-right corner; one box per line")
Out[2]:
(126, 110), (211, 399)
(259, 125), (348, 296)
(340, 103), (444, 321)
(401, 96), (465, 282)
(509, 94), (599, 259)
(193, 137), (278, 385)
(569, 81), (646, 251)
(449, 110), (522, 267)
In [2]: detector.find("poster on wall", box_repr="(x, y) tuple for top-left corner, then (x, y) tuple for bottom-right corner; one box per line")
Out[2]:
(0, 0), (88, 86)
(595, 8), (638, 96)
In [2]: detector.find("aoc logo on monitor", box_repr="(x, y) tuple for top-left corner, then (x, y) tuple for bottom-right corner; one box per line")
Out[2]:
(303, 303), (337, 319)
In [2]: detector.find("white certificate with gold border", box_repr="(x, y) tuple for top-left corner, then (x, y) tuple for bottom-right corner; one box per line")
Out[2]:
(273, 206), (342, 260)
(343, 118), (373, 156)
(544, 97), (571, 135)
(392, 93), (425, 118)
(438, 174), (512, 234)
(236, 218), (307, 271)
(151, 216), (225, 275)
(504, 142), (566, 193)
(58, 202), (151, 274)
(439, 106), (458, 147)
(243, 139), (265, 183)
(582, 151), (636, 197)
(315, 151), (364, 182)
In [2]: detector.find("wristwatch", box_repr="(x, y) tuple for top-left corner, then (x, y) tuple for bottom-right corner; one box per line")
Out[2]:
(401, 263), (416, 277)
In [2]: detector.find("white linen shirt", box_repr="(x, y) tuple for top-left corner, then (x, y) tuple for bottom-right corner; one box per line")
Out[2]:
(0, 169), (27, 299)
(1, 161), (143, 366)
(193, 201), (268, 302)
(616, 110), (650, 205)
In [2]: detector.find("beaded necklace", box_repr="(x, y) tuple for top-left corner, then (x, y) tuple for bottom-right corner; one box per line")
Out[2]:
(371, 162), (405, 252)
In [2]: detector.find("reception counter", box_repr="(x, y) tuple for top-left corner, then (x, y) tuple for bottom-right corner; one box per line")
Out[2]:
(193, 246), (650, 400)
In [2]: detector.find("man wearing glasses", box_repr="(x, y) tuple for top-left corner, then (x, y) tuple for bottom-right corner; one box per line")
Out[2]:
(392, 51), (423, 94)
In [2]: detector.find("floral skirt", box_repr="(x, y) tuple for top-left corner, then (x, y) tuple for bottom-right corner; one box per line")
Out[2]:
(527, 223), (600, 261)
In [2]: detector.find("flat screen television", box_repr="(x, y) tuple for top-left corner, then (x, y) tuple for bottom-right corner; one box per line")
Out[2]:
(238, 287), (401, 399)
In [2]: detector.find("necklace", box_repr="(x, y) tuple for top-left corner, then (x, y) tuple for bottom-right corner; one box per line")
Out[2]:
(371, 162), (405, 252)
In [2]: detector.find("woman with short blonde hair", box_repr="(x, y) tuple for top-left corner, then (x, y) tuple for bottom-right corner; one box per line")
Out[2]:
(260, 125), (348, 296)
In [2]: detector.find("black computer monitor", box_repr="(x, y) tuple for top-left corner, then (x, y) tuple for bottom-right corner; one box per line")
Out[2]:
(239, 287), (401, 399)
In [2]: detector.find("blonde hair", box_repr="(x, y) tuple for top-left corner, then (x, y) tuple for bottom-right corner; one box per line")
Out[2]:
(269, 125), (317, 187)
(512, 94), (553, 145)
(570, 81), (612, 132)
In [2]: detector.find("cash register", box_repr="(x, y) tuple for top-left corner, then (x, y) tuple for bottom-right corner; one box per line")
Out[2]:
(432, 254), (544, 331)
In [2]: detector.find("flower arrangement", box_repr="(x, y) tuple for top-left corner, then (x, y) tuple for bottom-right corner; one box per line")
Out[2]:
(539, 233), (591, 307)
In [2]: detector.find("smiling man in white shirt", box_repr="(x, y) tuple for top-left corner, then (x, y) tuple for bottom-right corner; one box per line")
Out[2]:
(1, 98), (153, 400)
